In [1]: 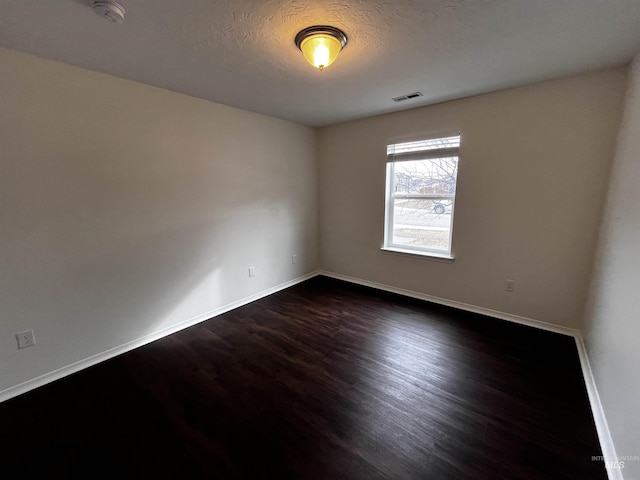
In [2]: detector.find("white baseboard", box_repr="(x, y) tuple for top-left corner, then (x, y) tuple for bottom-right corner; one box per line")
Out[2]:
(574, 336), (623, 480)
(318, 270), (621, 480)
(0, 271), (319, 404)
(318, 270), (578, 336)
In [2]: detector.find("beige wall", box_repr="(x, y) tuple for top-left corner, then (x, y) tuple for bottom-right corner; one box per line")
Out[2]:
(1, 46), (635, 461)
(0, 48), (318, 393)
(583, 54), (640, 480)
(318, 69), (627, 328)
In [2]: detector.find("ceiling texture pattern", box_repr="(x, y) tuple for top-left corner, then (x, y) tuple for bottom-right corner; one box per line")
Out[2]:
(1, 0), (640, 126)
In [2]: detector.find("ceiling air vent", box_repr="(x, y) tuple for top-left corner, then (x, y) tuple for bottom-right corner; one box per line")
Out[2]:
(392, 92), (423, 102)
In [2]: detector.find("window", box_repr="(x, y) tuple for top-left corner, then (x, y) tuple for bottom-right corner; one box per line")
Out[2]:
(383, 134), (460, 258)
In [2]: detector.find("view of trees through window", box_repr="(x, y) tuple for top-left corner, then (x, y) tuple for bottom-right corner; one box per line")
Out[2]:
(385, 135), (460, 254)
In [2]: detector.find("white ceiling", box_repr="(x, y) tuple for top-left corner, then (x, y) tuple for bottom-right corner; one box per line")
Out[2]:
(1, 0), (640, 127)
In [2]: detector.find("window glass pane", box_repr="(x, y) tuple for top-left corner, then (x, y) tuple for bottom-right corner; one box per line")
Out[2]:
(393, 158), (458, 195)
(392, 198), (452, 251)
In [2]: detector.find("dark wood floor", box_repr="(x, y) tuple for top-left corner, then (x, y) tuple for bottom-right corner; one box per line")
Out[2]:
(0, 276), (605, 479)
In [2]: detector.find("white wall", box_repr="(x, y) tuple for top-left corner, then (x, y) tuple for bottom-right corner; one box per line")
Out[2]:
(0, 48), (318, 394)
(583, 54), (640, 480)
(318, 69), (627, 328)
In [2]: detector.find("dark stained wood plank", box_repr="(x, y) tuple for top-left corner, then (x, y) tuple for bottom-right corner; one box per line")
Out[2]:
(0, 276), (606, 479)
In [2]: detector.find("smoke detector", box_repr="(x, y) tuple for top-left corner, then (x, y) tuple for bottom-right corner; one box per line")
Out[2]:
(92, 1), (125, 24)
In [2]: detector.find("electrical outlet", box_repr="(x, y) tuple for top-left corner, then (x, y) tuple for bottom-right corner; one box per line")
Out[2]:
(292, 254), (297, 265)
(505, 279), (515, 293)
(248, 266), (256, 277)
(16, 329), (36, 349)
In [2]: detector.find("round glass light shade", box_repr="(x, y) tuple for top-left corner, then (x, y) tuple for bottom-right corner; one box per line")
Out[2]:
(295, 26), (348, 71)
(300, 34), (342, 70)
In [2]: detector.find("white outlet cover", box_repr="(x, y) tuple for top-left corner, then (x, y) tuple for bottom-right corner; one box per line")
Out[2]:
(505, 279), (515, 292)
(16, 329), (36, 349)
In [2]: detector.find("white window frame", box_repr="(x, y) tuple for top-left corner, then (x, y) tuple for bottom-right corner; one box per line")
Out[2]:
(382, 134), (460, 260)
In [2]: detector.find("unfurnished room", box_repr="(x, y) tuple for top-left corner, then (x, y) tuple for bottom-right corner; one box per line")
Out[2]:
(1, 1), (639, 479)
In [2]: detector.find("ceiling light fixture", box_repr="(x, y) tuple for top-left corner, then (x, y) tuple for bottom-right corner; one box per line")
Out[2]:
(295, 25), (348, 71)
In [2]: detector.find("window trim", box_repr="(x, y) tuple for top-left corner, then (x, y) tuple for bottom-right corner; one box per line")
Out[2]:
(383, 134), (460, 258)
(380, 246), (455, 262)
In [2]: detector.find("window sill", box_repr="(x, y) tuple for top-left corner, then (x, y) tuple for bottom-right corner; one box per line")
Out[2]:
(380, 247), (455, 263)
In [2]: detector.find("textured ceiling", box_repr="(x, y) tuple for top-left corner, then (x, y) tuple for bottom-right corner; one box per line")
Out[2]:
(1, 0), (640, 126)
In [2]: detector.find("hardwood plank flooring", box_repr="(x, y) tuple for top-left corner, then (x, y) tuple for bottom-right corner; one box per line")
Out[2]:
(0, 276), (606, 479)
